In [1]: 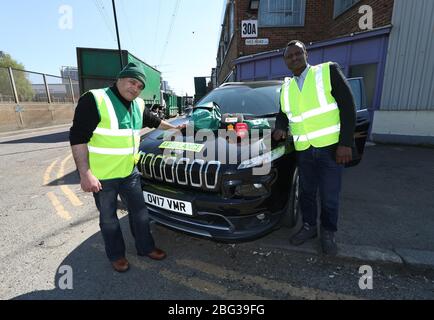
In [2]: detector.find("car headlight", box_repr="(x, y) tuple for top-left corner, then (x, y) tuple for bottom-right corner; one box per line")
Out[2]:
(237, 146), (286, 170)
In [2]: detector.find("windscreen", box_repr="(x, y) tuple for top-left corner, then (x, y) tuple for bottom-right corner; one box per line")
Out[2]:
(197, 85), (281, 115)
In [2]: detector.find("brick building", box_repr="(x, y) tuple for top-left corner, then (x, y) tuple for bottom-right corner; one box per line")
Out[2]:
(215, 0), (434, 145)
(216, 0), (393, 84)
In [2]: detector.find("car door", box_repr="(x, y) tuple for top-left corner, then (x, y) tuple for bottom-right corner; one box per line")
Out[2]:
(346, 77), (371, 167)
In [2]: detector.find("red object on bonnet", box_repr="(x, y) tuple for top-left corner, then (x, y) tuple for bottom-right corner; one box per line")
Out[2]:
(235, 123), (249, 139)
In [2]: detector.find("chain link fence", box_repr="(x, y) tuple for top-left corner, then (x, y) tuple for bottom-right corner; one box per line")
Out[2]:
(0, 66), (79, 104)
(0, 67), (14, 103)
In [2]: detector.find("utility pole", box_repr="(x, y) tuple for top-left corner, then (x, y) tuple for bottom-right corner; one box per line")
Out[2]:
(112, 0), (124, 70)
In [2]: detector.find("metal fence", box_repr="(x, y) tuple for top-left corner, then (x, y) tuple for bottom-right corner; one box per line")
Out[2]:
(0, 66), (79, 104)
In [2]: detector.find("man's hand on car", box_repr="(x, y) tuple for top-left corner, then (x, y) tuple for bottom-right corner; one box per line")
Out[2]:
(336, 145), (352, 164)
(176, 123), (187, 130)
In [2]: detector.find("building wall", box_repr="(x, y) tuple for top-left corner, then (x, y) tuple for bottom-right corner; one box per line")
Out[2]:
(217, 0), (394, 84)
(236, 0), (329, 57)
(326, 0), (394, 38)
(217, 35), (239, 84)
(371, 111), (434, 145)
(235, 28), (390, 112)
(380, 0), (434, 111)
(370, 0), (434, 145)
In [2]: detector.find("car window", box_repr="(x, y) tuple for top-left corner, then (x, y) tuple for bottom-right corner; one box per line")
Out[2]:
(348, 78), (362, 111)
(197, 85), (281, 115)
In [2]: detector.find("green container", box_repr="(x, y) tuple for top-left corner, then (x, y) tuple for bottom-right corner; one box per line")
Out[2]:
(126, 54), (161, 104)
(244, 118), (271, 130)
(163, 93), (180, 117)
(192, 102), (222, 131)
(77, 47), (161, 104)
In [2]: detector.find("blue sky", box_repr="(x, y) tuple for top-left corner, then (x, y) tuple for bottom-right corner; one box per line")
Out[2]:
(1, 0), (226, 95)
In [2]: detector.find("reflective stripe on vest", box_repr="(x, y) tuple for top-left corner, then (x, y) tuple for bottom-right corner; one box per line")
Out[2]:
(88, 88), (144, 180)
(280, 62), (341, 151)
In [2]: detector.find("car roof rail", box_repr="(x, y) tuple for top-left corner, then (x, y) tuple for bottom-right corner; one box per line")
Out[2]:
(219, 82), (242, 87)
(219, 80), (283, 88)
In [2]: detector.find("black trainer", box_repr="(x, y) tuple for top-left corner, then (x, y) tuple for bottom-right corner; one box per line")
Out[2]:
(320, 228), (338, 255)
(290, 223), (318, 246)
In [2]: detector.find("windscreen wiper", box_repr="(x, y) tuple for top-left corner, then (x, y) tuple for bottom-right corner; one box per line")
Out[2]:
(254, 112), (278, 118)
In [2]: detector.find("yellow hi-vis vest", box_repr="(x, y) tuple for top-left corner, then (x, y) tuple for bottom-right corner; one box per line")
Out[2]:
(280, 62), (341, 151)
(88, 88), (145, 180)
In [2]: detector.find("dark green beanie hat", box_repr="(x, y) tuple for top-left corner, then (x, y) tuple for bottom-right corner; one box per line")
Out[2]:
(117, 62), (147, 87)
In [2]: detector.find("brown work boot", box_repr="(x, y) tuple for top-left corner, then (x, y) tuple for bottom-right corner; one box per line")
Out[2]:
(146, 248), (167, 260)
(111, 257), (129, 272)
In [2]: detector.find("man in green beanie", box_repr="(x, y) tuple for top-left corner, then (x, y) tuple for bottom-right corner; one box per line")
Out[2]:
(69, 62), (184, 272)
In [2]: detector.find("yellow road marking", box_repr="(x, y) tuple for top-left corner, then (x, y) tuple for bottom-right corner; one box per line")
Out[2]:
(44, 157), (73, 221)
(176, 259), (361, 300)
(159, 269), (268, 300)
(47, 191), (72, 221)
(60, 185), (83, 206)
(90, 244), (266, 299)
(58, 154), (83, 207)
(44, 159), (59, 185)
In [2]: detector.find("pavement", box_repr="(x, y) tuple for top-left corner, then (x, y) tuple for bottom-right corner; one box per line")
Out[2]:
(256, 142), (434, 271)
(340, 142), (434, 270)
(2, 124), (434, 271)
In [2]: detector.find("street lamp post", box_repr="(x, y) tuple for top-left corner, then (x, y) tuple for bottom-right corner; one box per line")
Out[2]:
(112, 0), (124, 70)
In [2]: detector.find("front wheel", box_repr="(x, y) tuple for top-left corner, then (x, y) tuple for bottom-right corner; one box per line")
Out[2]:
(281, 167), (301, 228)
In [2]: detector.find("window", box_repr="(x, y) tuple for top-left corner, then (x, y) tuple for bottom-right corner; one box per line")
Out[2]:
(349, 63), (378, 109)
(347, 78), (363, 111)
(198, 84), (281, 115)
(259, 0), (306, 27)
(334, 0), (360, 18)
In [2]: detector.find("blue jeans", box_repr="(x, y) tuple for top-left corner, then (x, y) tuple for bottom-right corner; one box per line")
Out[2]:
(93, 168), (155, 261)
(296, 145), (343, 232)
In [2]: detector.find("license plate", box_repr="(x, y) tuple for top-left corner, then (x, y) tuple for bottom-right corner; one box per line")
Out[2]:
(143, 191), (193, 216)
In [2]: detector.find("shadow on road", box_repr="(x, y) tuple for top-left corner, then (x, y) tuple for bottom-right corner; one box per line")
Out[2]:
(11, 218), (225, 300)
(46, 170), (80, 186)
(9, 144), (434, 300)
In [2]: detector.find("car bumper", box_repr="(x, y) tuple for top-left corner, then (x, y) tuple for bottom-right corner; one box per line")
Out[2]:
(142, 182), (283, 242)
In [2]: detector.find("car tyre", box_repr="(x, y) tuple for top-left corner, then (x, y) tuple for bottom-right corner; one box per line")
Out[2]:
(281, 167), (301, 228)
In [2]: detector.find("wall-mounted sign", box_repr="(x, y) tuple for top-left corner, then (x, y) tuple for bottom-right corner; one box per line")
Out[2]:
(245, 38), (269, 46)
(241, 20), (258, 38)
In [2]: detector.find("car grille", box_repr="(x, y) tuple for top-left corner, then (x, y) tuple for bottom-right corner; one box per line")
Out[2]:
(138, 153), (221, 191)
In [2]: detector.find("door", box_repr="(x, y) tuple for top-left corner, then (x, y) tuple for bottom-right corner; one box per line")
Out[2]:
(346, 77), (371, 167)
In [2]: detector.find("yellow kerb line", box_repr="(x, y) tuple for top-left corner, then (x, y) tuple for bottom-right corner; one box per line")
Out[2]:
(176, 259), (362, 300)
(47, 192), (72, 221)
(44, 159), (58, 185)
(58, 154), (83, 207)
(43, 157), (73, 221)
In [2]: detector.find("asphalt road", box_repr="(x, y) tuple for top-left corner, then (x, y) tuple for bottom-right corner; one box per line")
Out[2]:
(339, 143), (434, 251)
(0, 126), (433, 300)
